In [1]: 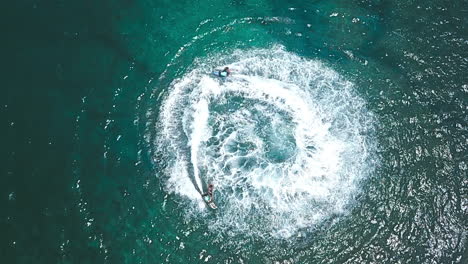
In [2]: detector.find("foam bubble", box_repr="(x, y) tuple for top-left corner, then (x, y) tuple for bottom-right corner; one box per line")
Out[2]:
(155, 46), (376, 238)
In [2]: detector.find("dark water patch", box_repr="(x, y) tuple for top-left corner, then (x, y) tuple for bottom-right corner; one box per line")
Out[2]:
(2, 0), (467, 263)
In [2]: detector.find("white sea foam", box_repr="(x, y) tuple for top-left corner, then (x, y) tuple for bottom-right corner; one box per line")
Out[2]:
(155, 46), (376, 238)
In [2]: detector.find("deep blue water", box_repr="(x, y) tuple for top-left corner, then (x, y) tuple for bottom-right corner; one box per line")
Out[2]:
(2, 0), (467, 263)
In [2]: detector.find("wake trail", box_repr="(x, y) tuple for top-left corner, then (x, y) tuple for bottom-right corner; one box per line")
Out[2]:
(154, 46), (377, 238)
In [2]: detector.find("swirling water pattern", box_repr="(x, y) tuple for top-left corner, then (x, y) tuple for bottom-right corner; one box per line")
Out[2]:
(3, 0), (466, 263)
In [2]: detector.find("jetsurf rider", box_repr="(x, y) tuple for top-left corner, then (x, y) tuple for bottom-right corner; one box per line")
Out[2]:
(215, 67), (231, 77)
(202, 184), (214, 202)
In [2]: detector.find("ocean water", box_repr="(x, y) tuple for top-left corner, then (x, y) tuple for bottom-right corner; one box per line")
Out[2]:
(2, 0), (467, 263)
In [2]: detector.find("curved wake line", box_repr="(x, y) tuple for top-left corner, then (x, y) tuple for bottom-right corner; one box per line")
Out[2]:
(154, 46), (377, 238)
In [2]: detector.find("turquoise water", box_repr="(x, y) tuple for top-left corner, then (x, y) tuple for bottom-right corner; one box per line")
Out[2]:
(2, 0), (467, 263)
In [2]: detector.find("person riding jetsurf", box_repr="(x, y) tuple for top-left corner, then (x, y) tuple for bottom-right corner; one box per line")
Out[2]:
(214, 67), (231, 77)
(202, 184), (214, 202)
